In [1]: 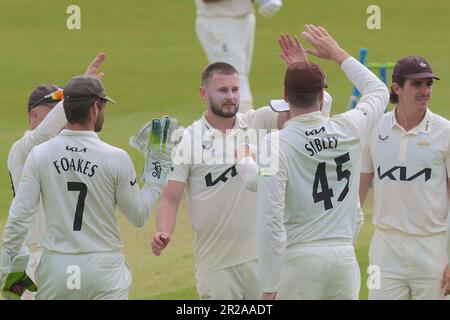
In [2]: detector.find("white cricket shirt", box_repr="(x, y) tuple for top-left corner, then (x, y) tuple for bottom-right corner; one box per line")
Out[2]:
(169, 107), (277, 273)
(258, 57), (389, 292)
(361, 108), (450, 235)
(7, 101), (66, 248)
(194, 0), (253, 17)
(3, 129), (159, 255)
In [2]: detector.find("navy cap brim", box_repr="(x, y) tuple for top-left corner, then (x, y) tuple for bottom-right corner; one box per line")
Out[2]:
(403, 72), (440, 80)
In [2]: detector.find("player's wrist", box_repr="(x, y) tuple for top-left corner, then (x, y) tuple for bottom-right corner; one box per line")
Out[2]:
(333, 49), (350, 65)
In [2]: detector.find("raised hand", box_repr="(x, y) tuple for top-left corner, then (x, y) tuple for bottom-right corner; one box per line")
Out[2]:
(84, 52), (106, 80)
(278, 33), (308, 66)
(301, 24), (349, 64)
(129, 116), (180, 188)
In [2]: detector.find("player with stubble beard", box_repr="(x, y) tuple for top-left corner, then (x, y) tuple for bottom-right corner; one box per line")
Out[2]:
(151, 61), (287, 299)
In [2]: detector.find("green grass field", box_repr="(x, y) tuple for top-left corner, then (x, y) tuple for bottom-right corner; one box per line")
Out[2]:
(0, 0), (449, 299)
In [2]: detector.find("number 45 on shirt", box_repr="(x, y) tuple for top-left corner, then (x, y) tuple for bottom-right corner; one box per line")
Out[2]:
(313, 152), (351, 210)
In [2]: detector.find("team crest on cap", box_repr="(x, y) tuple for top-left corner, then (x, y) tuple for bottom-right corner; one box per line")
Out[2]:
(419, 62), (427, 68)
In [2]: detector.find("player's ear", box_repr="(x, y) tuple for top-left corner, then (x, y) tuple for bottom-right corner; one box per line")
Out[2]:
(91, 101), (99, 117)
(199, 86), (208, 101)
(391, 83), (401, 95)
(283, 90), (288, 103)
(28, 108), (38, 126)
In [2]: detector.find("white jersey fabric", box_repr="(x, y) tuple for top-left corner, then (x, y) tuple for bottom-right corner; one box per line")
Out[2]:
(3, 129), (159, 255)
(361, 108), (450, 235)
(7, 101), (66, 248)
(361, 108), (450, 300)
(194, 0), (253, 18)
(258, 57), (389, 293)
(236, 91), (333, 192)
(195, 0), (255, 111)
(169, 107), (277, 274)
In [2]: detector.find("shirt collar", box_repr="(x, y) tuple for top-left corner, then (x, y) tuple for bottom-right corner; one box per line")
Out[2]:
(60, 129), (99, 138)
(391, 107), (432, 134)
(284, 111), (323, 128)
(201, 112), (248, 132)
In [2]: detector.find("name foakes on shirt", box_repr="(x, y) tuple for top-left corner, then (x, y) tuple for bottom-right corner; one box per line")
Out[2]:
(53, 157), (98, 177)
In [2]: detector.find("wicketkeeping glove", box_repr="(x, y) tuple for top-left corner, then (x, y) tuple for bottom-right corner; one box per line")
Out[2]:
(0, 247), (37, 300)
(129, 116), (180, 188)
(258, 0), (282, 17)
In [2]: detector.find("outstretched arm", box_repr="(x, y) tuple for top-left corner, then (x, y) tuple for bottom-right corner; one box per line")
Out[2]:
(302, 24), (388, 138)
(151, 181), (185, 256)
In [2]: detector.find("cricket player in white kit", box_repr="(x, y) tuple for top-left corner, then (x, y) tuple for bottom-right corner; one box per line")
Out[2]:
(151, 62), (288, 300)
(195, 0), (282, 112)
(360, 56), (450, 299)
(258, 25), (389, 300)
(1, 75), (176, 299)
(4, 53), (105, 299)
(236, 34), (363, 246)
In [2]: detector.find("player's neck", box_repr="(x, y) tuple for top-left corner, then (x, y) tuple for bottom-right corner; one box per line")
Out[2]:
(66, 122), (95, 131)
(204, 110), (235, 133)
(395, 105), (426, 131)
(289, 105), (320, 119)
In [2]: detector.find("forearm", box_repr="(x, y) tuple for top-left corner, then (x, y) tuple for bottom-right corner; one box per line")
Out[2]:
(156, 198), (179, 236)
(257, 144), (287, 292)
(117, 183), (160, 228)
(258, 176), (286, 293)
(22, 101), (66, 154)
(3, 155), (41, 255)
(341, 57), (389, 109)
(3, 199), (37, 255)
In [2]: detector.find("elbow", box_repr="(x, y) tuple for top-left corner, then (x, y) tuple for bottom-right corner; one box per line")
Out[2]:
(381, 86), (390, 105)
(375, 82), (390, 106)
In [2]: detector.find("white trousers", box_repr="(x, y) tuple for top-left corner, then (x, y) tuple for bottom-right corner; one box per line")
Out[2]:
(196, 259), (260, 300)
(369, 228), (448, 300)
(35, 251), (132, 300)
(277, 244), (361, 300)
(195, 14), (255, 111)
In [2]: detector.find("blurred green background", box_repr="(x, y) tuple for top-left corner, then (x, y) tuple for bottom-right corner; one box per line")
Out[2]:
(0, 0), (449, 299)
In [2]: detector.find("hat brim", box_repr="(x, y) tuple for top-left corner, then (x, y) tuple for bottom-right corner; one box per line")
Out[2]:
(269, 99), (290, 113)
(404, 72), (440, 80)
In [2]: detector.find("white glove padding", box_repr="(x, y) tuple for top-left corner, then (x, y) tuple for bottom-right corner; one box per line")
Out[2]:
(1, 247), (36, 299)
(258, 0), (282, 17)
(130, 116), (180, 188)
